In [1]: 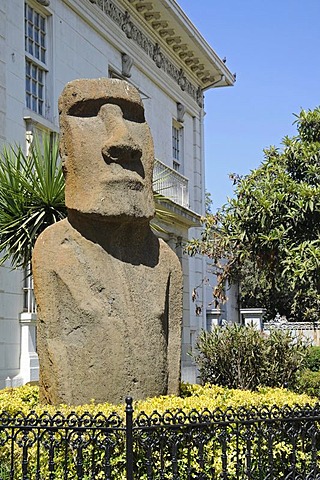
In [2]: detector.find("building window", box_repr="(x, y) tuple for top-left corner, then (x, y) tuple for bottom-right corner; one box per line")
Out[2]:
(25, 2), (47, 117)
(172, 122), (183, 172)
(189, 330), (196, 353)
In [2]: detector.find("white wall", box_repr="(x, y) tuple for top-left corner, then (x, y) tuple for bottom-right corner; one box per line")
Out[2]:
(0, 264), (24, 389)
(0, 0), (6, 147)
(0, 0), (207, 387)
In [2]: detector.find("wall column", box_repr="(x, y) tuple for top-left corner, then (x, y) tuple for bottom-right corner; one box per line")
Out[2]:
(12, 313), (39, 386)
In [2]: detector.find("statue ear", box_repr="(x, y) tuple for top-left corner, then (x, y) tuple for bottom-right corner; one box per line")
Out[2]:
(61, 157), (68, 179)
(59, 133), (69, 179)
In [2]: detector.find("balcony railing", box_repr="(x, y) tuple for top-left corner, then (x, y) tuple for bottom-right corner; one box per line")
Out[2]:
(153, 159), (189, 209)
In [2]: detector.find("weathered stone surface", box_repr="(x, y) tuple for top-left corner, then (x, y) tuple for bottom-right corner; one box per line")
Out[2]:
(58, 79), (155, 220)
(32, 78), (182, 405)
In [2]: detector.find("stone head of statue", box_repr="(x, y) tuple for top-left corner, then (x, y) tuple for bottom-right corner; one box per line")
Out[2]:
(58, 78), (155, 221)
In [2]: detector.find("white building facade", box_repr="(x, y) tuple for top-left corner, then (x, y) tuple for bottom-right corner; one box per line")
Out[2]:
(0, 0), (234, 389)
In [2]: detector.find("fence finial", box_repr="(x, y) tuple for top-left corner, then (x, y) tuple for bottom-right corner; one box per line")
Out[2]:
(125, 397), (134, 480)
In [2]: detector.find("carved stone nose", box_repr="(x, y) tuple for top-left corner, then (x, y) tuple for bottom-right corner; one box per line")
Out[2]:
(99, 103), (142, 165)
(100, 120), (144, 177)
(101, 142), (142, 164)
(102, 141), (144, 178)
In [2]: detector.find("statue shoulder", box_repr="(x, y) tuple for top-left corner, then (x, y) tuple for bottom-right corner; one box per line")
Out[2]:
(34, 218), (70, 249)
(32, 218), (72, 270)
(158, 238), (181, 271)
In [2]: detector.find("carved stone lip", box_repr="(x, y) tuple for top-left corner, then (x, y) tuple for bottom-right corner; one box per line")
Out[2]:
(101, 176), (145, 191)
(101, 159), (146, 186)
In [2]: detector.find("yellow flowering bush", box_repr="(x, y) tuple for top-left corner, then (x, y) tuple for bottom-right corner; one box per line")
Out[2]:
(0, 382), (316, 419)
(0, 383), (318, 479)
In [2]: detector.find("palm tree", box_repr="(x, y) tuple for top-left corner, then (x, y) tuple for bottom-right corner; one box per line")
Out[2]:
(0, 133), (65, 269)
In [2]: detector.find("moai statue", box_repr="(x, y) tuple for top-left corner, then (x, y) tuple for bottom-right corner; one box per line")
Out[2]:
(32, 79), (182, 405)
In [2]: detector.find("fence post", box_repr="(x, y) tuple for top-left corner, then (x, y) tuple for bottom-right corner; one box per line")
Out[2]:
(126, 396), (134, 480)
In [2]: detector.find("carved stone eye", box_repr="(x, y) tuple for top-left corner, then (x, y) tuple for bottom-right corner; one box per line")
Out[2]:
(67, 99), (106, 118)
(67, 98), (145, 123)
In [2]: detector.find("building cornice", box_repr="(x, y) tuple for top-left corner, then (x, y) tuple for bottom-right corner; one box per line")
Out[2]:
(124, 0), (235, 88)
(155, 198), (201, 229)
(88, 0), (234, 107)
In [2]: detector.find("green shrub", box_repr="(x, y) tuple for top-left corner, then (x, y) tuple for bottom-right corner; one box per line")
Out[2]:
(304, 345), (320, 372)
(194, 325), (308, 390)
(265, 328), (308, 388)
(193, 325), (266, 390)
(296, 369), (320, 397)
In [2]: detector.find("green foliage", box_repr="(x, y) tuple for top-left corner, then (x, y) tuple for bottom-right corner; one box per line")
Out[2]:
(188, 107), (320, 321)
(304, 346), (320, 372)
(185, 213), (236, 305)
(0, 133), (66, 269)
(265, 329), (308, 387)
(295, 106), (320, 143)
(193, 325), (308, 390)
(296, 369), (320, 398)
(193, 325), (266, 390)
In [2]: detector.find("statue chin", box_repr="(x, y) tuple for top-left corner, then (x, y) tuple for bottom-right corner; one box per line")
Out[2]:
(66, 189), (155, 222)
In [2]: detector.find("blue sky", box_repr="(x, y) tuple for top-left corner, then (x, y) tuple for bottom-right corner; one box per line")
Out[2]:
(177, 1), (320, 210)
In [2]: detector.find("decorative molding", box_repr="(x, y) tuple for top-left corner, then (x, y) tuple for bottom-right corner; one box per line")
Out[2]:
(264, 321), (320, 331)
(88, 0), (204, 107)
(176, 102), (185, 123)
(121, 52), (133, 77)
(36, 0), (50, 5)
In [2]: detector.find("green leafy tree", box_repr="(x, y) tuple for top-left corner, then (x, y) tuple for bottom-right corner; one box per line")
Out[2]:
(187, 107), (320, 321)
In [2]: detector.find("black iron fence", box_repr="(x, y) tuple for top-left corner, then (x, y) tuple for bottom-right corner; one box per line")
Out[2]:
(1, 397), (320, 479)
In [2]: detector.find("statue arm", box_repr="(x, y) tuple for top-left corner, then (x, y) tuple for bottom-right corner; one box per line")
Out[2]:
(167, 256), (183, 395)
